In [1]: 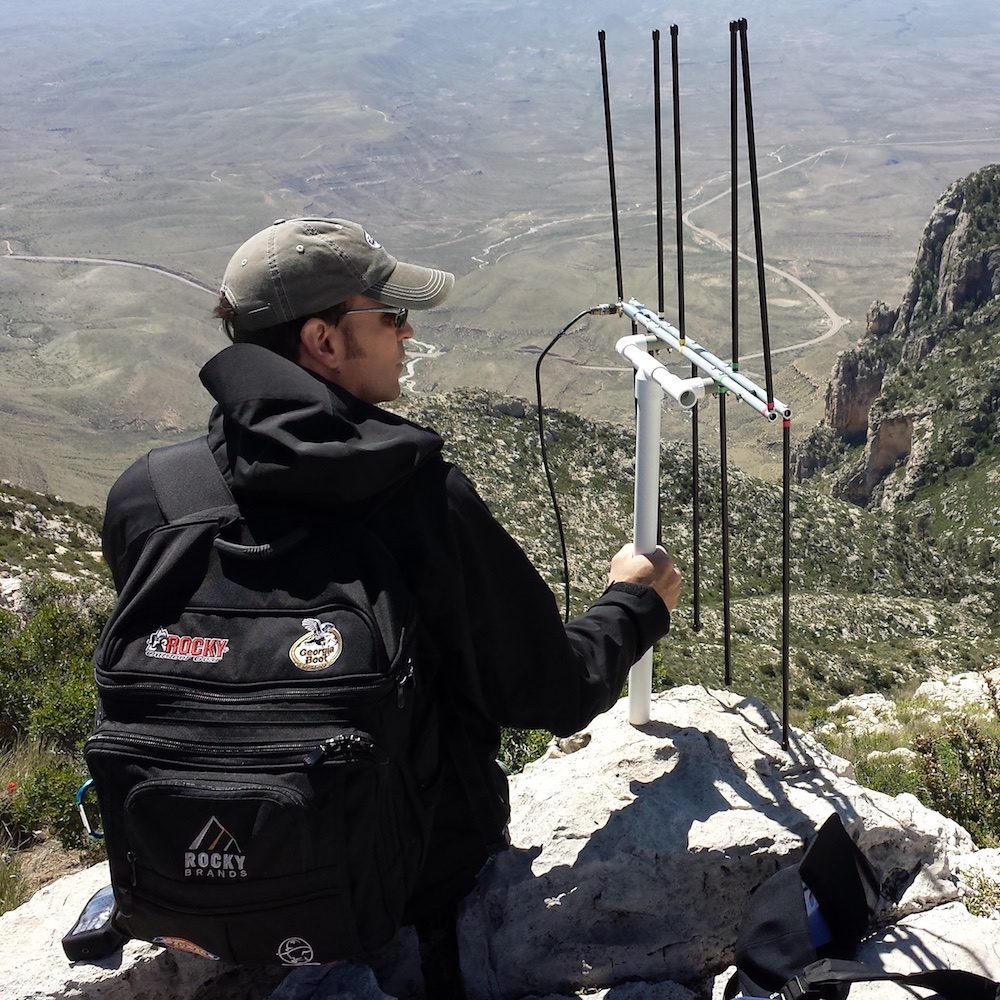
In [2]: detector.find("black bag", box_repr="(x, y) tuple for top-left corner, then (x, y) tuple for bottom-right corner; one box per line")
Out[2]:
(726, 813), (1000, 999)
(85, 438), (439, 966)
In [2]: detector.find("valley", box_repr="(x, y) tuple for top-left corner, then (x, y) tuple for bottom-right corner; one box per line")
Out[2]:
(2, 0), (1000, 504)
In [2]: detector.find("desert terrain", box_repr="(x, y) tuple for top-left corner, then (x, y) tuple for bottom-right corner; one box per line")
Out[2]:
(2, 0), (1000, 503)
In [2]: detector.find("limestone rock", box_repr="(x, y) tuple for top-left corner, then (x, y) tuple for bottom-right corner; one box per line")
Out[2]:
(896, 182), (964, 335)
(819, 692), (900, 737)
(823, 667), (1000, 736)
(0, 575), (23, 613)
(803, 165), (1000, 507)
(866, 300), (899, 338)
(915, 667), (1000, 714)
(823, 349), (885, 443)
(819, 301), (897, 446)
(455, 687), (976, 999)
(939, 244), (1000, 316)
(491, 397), (529, 419)
(835, 410), (919, 507)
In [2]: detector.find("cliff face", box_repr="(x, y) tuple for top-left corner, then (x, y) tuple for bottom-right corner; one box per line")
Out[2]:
(798, 164), (1000, 509)
(823, 301), (896, 444)
(900, 183), (1000, 334)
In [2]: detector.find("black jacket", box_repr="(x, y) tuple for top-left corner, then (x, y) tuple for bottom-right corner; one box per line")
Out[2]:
(102, 343), (671, 916)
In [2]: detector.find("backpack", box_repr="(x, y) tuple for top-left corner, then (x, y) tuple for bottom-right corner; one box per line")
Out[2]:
(725, 813), (1000, 999)
(85, 437), (439, 966)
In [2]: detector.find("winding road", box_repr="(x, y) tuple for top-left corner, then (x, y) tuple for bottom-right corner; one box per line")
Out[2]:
(1, 239), (445, 383)
(2, 242), (215, 295)
(680, 147), (850, 362)
(0, 143), (912, 384)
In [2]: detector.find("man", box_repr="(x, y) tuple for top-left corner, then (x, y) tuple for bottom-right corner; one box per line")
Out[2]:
(102, 217), (681, 997)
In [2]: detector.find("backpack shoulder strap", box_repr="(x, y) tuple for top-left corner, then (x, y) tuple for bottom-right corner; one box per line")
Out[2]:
(783, 958), (1000, 1000)
(145, 437), (235, 521)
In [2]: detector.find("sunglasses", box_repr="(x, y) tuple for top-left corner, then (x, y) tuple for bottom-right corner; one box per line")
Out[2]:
(342, 306), (409, 329)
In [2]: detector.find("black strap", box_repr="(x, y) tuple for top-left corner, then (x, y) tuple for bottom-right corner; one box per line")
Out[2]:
(146, 437), (234, 521)
(783, 958), (1000, 1000)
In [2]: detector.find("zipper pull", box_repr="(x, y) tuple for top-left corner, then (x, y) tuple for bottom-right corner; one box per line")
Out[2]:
(397, 659), (415, 708)
(303, 741), (334, 766)
(304, 734), (386, 766)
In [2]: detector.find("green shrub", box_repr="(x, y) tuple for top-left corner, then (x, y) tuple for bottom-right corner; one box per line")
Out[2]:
(29, 670), (98, 755)
(0, 582), (106, 858)
(914, 716), (1000, 848)
(0, 838), (28, 917)
(500, 728), (552, 774)
(854, 753), (925, 799)
(0, 589), (102, 749)
(963, 870), (1000, 919)
(9, 756), (89, 850)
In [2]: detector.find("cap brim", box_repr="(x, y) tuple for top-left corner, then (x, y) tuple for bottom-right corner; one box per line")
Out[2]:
(368, 260), (454, 310)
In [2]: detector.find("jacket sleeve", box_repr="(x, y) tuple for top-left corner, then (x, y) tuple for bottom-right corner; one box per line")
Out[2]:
(422, 466), (671, 738)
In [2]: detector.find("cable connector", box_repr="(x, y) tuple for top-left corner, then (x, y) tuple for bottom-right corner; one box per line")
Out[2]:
(589, 302), (622, 315)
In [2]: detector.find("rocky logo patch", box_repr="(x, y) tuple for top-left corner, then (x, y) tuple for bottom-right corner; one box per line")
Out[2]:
(146, 627), (229, 663)
(184, 816), (247, 879)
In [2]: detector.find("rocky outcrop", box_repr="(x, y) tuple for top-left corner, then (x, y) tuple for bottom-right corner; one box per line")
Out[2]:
(942, 245), (1000, 314)
(0, 575), (23, 613)
(895, 182), (964, 335)
(0, 482), (108, 599)
(823, 346), (886, 444)
(799, 165), (1000, 504)
(867, 299), (899, 337)
(3, 687), (999, 1000)
(898, 176), (1000, 334)
(822, 301), (899, 444)
(835, 412), (915, 507)
(795, 301), (894, 480)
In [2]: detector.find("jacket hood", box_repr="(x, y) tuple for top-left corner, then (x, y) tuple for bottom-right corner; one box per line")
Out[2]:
(199, 343), (443, 506)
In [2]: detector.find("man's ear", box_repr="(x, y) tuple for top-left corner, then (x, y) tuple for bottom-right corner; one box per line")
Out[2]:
(297, 317), (340, 375)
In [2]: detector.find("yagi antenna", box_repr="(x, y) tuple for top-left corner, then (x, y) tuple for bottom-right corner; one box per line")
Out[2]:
(596, 20), (793, 747)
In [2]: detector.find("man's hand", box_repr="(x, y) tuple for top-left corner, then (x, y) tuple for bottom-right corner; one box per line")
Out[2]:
(608, 543), (682, 612)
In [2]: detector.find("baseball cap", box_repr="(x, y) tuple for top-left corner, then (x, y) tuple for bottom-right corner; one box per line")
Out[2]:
(220, 218), (455, 332)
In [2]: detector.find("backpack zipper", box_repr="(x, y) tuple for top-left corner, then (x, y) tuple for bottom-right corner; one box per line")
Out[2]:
(95, 673), (399, 706)
(397, 658), (415, 709)
(303, 733), (387, 766)
(88, 731), (384, 768)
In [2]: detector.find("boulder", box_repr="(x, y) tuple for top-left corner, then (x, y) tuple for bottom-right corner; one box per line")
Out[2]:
(454, 686), (980, 999)
(0, 574), (23, 613)
(2, 686), (998, 1000)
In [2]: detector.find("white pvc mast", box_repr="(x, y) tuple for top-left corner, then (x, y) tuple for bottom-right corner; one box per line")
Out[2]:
(627, 343), (664, 726)
(616, 307), (791, 726)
